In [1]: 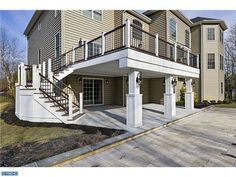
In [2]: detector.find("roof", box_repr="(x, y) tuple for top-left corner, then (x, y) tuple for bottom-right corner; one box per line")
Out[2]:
(126, 10), (152, 23)
(143, 10), (193, 26)
(191, 16), (228, 30)
(24, 10), (43, 36)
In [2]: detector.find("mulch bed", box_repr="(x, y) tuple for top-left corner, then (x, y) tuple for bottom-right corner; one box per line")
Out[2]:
(0, 104), (125, 167)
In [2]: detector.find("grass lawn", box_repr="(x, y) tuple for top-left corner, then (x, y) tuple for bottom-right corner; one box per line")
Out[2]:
(0, 96), (124, 166)
(215, 102), (236, 108)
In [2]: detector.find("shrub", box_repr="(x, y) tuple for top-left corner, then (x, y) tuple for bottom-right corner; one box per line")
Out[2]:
(203, 100), (209, 106)
(217, 100), (222, 104)
(176, 100), (184, 106)
(180, 87), (186, 101)
(210, 100), (216, 105)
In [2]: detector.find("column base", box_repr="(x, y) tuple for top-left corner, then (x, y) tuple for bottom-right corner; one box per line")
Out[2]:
(185, 92), (194, 110)
(164, 93), (176, 118)
(126, 94), (143, 127)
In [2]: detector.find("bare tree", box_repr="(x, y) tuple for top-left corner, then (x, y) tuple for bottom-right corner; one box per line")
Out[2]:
(224, 22), (236, 100)
(0, 28), (24, 95)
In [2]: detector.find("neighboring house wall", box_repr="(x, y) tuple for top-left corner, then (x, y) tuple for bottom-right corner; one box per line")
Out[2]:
(166, 11), (191, 48)
(27, 11), (61, 65)
(201, 24), (225, 101)
(62, 10), (115, 51)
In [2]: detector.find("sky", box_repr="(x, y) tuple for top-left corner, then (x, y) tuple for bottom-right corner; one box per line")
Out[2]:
(1, 10), (236, 57)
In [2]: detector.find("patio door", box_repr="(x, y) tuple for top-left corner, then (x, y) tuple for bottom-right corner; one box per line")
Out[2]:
(83, 78), (103, 106)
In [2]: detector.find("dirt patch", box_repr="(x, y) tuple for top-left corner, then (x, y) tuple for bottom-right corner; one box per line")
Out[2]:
(0, 103), (125, 167)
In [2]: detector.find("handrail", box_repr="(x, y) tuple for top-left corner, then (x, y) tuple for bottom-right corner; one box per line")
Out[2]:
(52, 76), (80, 108)
(104, 24), (126, 36)
(39, 73), (70, 114)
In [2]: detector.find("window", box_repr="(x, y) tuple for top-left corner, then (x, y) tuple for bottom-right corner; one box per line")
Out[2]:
(208, 53), (215, 69)
(38, 49), (41, 64)
(185, 30), (190, 47)
(38, 21), (41, 31)
(221, 32), (224, 44)
(207, 28), (215, 40)
(170, 46), (174, 60)
(93, 10), (102, 21)
(221, 82), (223, 94)
(81, 10), (102, 22)
(88, 42), (102, 58)
(132, 19), (143, 41)
(55, 33), (61, 58)
(55, 10), (61, 17)
(220, 55), (224, 70)
(220, 30), (222, 42)
(169, 18), (176, 41)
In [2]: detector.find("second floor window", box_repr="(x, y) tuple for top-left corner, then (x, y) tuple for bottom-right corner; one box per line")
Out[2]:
(185, 30), (190, 48)
(208, 53), (215, 69)
(132, 19), (143, 41)
(55, 33), (61, 58)
(169, 18), (176, 41)
(207, 28), (215, 40)
(220, 55), (224, 70)
(81, 10), (102, 22)
(38, 49), (41, 64)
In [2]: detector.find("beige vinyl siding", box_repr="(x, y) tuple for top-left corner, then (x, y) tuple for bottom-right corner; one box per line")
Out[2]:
(62, 10), (115, 52)
(201, 24), (224, 101)
(148, 11), (167, 40)
(114, 10), (124, 27)
(191, 25), (201, 54)
(149, 78), (165, 104)
(27, 11), (61, 65)
(167, 11), (191, 47)
(65, 75), (123, 105)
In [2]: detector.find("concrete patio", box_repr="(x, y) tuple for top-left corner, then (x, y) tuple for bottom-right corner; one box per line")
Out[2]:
(75, 103), (200, 133)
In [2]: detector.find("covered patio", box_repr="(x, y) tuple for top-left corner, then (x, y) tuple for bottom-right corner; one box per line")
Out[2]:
(75, 103), (200, 133)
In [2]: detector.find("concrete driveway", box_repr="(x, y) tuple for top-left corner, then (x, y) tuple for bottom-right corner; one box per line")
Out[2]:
(64, 107), (236, 167)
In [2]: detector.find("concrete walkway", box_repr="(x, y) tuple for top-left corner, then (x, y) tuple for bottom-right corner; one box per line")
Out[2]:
(75, 104), (200, 133)
(65, 107), (236, 167)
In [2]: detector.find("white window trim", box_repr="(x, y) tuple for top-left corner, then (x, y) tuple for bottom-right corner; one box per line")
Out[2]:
(168, 18), (177, 42)
(207, 53), (216, 69)
(81, 10), (103, 22)
(82, 77), (104, 106)
(207, 28), (215, 41)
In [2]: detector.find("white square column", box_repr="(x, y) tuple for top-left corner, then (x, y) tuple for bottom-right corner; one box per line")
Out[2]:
(126, 71), (143, 127)
(185, 78), (194, 110)
(164, 75), (176, 118)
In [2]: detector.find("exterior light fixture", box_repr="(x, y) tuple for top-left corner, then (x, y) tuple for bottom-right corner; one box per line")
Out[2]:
(183, 81), (186, 87)
(136, 72), (143, 85)
(78, 77), (82, 83)
(78, 38), (83, 46)
(171, 78), (177, 87)
(162, 78), (165, 86)
(191, 80), (195, 86)
(105, 78), (110, 84)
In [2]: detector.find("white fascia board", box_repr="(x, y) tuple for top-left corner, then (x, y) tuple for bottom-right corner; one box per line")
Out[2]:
(71, 49), (128, 70)
(119, 49), (200, 78)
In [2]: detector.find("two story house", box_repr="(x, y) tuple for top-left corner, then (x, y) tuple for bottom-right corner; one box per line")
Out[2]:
(15, 10), (226, 127)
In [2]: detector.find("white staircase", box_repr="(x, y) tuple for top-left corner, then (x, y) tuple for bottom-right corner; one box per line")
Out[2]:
(54, 67), (74, 80)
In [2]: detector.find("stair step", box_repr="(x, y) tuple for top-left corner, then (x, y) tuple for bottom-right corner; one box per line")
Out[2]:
(68, 113), (85, 121)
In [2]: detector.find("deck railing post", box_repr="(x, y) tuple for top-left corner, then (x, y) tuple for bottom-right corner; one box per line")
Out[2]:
(20, 63), (26, 87)
(69, 94), (73, 118)
(48, 58), (53, 81)
(197, 54), (200, 68)
(187, 49), (190, 66)
(101, 32), (105, 55)
(174, 43), (177, 62)
(42, 61), (46, 77)
(155, 33), (159, 56)
(125, 19), (131, 48)
(84, 41), (88, 60)
(17, 64), (21, 85)
(65, 50), (68, 66)
(79, 92), (83, 113)
(72, 47), (75, 64)
(32, 64), (41, 91)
